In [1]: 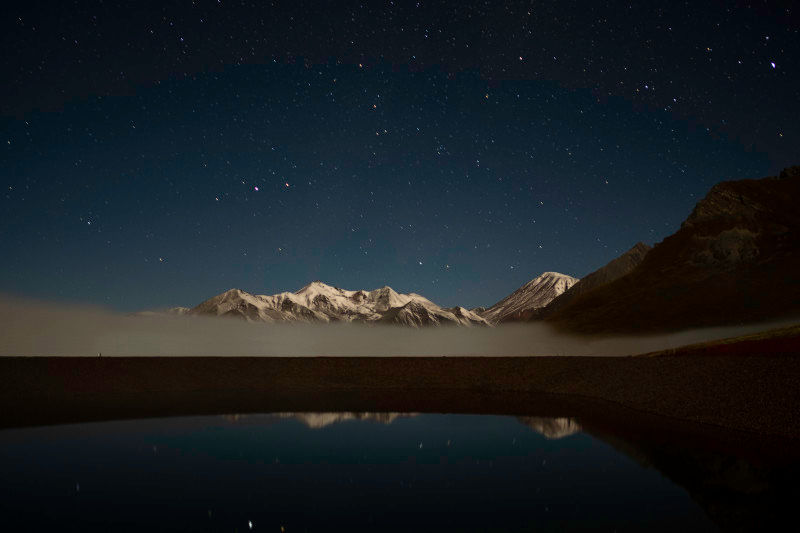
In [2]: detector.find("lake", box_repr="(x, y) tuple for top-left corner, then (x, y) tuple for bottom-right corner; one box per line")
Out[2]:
(0, 412), (743, 531)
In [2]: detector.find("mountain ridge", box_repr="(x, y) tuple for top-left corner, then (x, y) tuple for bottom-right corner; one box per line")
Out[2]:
(479, 271), (578, 324)
(184, 281), (489, 327)
(512, 242), (652, 322)
(544, 166), (800, 333)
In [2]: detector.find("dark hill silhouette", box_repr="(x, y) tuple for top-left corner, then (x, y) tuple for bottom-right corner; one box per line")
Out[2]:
(504, 242), (651, 323)
(546, 166), (800, 333)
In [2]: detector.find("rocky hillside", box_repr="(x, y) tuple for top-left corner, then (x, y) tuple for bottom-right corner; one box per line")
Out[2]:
(546, 166), (800, 333)
(532, 242), (651, 320)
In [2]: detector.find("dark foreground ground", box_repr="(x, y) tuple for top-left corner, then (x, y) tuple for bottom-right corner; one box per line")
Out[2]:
(2, 327), (799, 442)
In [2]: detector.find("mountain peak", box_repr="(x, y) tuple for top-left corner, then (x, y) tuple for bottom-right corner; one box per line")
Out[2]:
(190, 288), (266, 320)
(296, 280), (337, 294)
(372, 285), (396, 294)
(216, 288), (250, 300)
(222, 288), (244, 295)
(539, 271), (570, 278)
(480, 271), (578, 323)
(534, 271), (575, 282)
(535, 242), (652, 321)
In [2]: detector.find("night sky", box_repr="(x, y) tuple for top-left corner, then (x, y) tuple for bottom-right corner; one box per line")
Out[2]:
(2, 1), (797, 311)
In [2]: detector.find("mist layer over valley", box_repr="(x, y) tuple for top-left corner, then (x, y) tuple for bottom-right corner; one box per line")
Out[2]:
(1, 296), (794, 358)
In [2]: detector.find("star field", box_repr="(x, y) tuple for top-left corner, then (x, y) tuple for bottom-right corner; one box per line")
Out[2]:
(1, 1), (797, 310)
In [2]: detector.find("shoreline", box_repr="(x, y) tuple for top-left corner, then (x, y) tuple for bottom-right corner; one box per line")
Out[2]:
(2, 350), (799, 443)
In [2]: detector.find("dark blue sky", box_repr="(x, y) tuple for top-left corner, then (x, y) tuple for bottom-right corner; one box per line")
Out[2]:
(1, 1), (796, 310)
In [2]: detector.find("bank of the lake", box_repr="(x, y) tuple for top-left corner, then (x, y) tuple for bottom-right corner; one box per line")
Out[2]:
(1, 336), (799, 441)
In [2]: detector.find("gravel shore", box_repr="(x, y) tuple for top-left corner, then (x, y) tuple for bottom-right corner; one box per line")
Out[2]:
(1, 333), (798, 440)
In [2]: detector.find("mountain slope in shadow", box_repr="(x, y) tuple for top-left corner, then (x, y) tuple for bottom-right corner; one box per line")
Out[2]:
(546, 166), (800, 334)
(505, 242), (650, 323)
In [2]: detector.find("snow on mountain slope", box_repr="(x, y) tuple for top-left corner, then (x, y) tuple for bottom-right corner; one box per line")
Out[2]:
(447, 306), (488, 326)
(191, 288), (292, 322)
(480, 272), (579, 324)
(187, 281), (490, 327)
(377, 301), (480, 327)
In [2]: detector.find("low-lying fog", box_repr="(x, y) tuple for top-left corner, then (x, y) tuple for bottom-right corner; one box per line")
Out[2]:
(0, 297), (794, 357)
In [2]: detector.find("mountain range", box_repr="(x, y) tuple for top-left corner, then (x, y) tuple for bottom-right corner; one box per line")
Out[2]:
(176, 281), (488, 327)
(161, 166), (800, 333)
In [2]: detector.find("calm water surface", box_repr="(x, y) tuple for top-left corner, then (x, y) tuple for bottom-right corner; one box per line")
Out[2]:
(0, 413), (718, 531)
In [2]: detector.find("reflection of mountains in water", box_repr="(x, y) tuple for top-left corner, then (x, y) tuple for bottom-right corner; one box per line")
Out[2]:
(516, 416), (582, 439)
(217, 410), (797, 528)
(223, 412), (582, 439)
(275, 412), (418, 428)
(575, 419), (800, 532)
(517, 414), (797, 530)
(222, 412), (419, 428)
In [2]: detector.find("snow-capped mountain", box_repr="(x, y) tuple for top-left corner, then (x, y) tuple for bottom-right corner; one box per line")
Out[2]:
(516, 417), (582, 439)
(186, 281), (489, 327)
(479, 272), (579, 324)
(536, 242), (650, 320)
